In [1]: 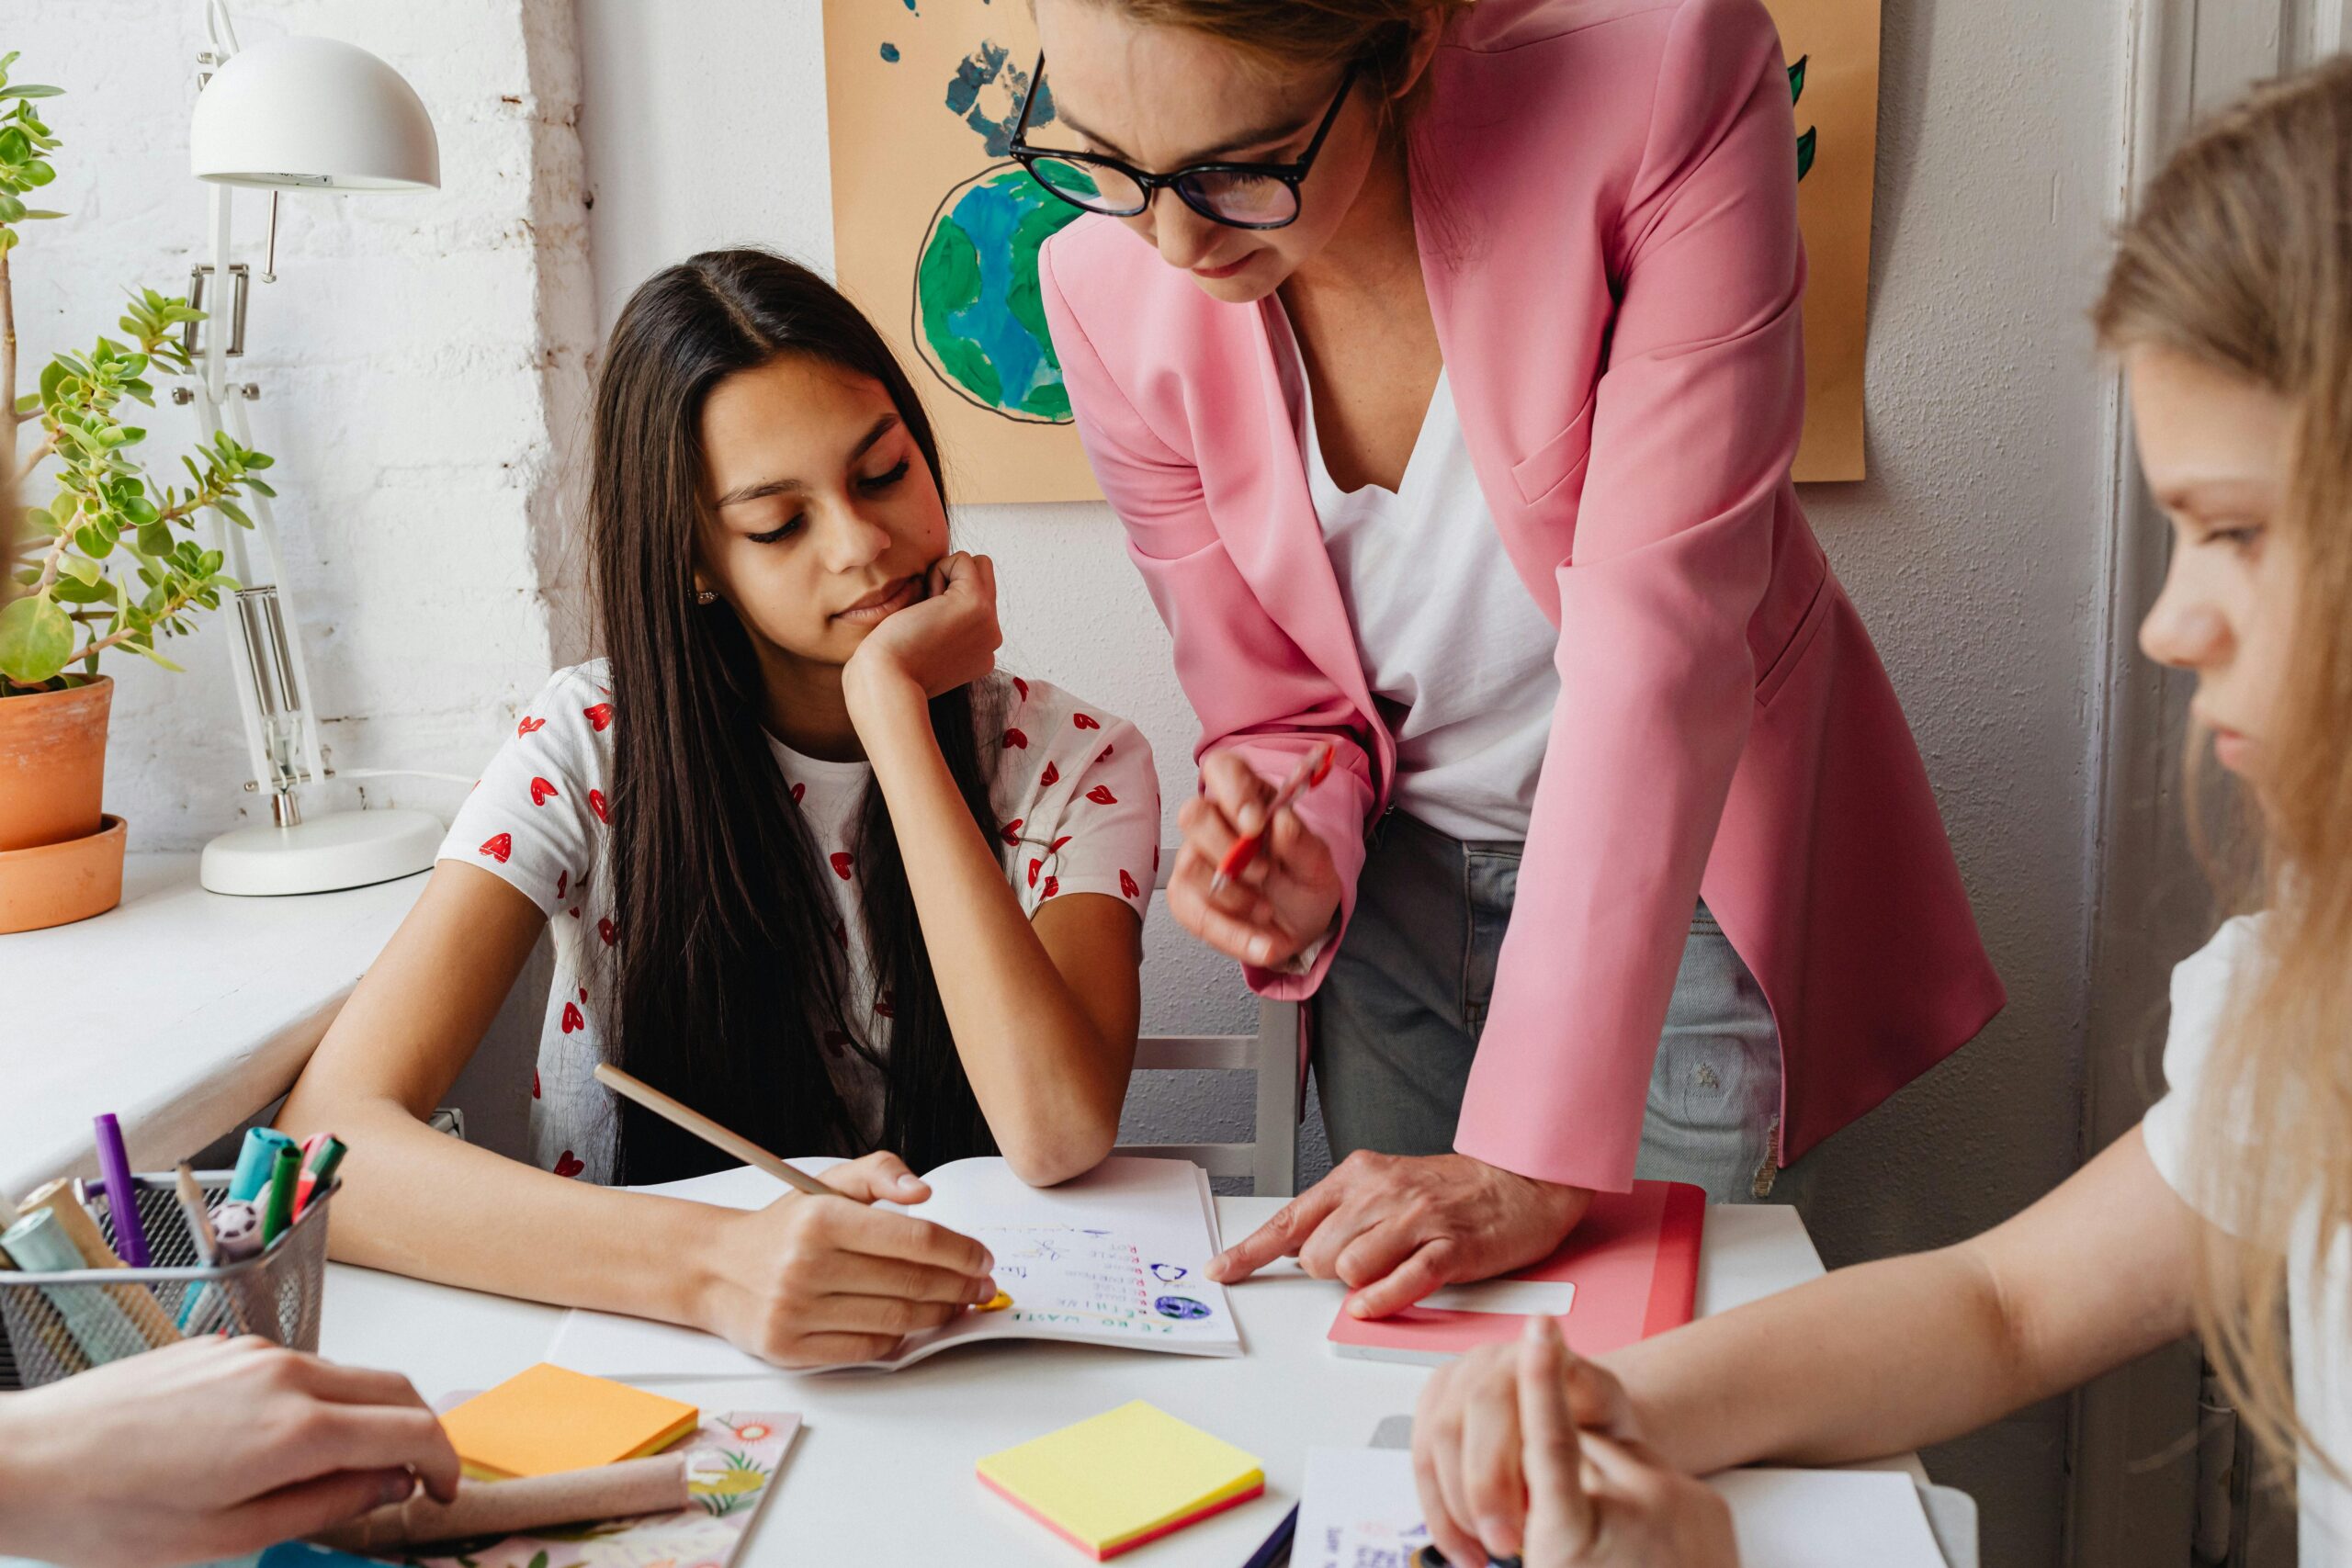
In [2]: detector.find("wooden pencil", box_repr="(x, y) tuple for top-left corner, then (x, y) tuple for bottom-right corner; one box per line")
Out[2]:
(590, 1063), (838, 1199)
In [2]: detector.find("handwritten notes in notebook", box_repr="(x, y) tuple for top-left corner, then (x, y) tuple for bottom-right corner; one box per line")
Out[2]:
(1294, 1449), (1951, 1568)
(546, 1156), (1238, 1377)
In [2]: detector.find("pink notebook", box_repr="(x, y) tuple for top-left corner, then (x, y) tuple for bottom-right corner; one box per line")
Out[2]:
(1326, 1180), (1705, 1364)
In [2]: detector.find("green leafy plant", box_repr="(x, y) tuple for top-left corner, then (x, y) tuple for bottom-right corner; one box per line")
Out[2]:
(1791, 55), (1816, 182)
(0, 51), (269, 695)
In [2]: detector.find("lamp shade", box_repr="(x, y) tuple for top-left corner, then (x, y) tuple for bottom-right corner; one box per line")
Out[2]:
(190, 35), (438, 190)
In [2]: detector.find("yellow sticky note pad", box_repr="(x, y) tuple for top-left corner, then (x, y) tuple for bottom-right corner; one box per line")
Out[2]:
(440, 1362), (698, 1480)
(977, 1400), (1265, 1560)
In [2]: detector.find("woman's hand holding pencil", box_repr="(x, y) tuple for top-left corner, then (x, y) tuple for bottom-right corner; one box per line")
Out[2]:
(1169, 745), (1345, 970)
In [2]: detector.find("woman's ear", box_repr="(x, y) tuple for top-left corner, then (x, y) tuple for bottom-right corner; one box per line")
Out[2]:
(1390, 9), (1449, 104)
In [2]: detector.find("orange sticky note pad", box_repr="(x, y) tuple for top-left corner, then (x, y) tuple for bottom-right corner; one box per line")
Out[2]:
(439, 1362), (698, 1481)
(977, 1401), (1264, 1560)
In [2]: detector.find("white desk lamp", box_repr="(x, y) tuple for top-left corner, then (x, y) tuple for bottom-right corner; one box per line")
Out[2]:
(187, 3), (448, 896)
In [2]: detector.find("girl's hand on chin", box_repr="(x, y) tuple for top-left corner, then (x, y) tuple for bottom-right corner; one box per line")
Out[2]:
(843, 551), (1002, 712)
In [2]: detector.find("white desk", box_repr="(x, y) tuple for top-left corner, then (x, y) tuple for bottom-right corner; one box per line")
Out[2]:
(0, 853), (426, 1199)
(322, 1200), (1928, 1565)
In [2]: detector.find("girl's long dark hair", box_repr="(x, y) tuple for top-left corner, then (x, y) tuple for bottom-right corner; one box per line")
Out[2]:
(589, 248), (999, 1183)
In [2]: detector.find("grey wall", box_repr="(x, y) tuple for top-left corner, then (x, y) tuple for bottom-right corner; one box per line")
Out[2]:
(567, 4), (2133, 1564)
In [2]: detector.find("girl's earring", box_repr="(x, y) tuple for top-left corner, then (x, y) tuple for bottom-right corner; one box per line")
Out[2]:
(695, 589), (718, 605)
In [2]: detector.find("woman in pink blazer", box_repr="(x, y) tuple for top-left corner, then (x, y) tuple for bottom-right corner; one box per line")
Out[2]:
(1027, 0), (2003, 1314)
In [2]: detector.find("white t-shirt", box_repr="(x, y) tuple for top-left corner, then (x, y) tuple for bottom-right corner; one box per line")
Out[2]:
(2143, 916), (2352, 1563)
(438, 660), (1159, 1184)
(1278, 317), (1561, 842)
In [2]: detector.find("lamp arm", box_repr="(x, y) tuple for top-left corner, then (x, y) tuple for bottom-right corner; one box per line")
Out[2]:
(221, 386), (330, 795)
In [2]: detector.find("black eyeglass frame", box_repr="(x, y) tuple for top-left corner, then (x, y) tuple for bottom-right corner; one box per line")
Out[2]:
(1008, 52), (1360, 232)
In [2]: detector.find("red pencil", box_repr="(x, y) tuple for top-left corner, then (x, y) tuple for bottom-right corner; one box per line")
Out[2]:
(1210, 743), (1335, 895)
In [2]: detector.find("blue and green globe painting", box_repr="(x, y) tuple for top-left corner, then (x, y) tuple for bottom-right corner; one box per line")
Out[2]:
(913, 164), (1083, 423)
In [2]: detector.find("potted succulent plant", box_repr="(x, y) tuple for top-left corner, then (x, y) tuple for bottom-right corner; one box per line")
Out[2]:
(0, 52), (270, 932)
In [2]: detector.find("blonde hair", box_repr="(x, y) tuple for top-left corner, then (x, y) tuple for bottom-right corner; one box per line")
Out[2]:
(2095, 56), (2352, 1489)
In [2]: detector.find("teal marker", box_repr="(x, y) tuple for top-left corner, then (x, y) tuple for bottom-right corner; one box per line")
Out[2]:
(0, 1210), (140, 1365)
(258, 1145), (300, 1247)
(230, 1127), (299, 1202)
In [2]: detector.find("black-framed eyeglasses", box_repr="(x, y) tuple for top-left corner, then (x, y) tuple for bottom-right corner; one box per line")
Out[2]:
(1009, 52), (1358, 231)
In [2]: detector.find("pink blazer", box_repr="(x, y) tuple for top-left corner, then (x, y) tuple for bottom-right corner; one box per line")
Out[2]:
(1038, 0), (2004, 1191)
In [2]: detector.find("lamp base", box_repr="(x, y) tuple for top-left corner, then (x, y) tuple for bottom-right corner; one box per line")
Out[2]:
(200, 807), (443, 897)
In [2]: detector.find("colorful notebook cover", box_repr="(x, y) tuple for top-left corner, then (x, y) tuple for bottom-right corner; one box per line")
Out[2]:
(257, 1409), (797, 1568)
(439, 1362), (699, 1480)
(1326, 1180), (1705, 1364)
(977, 1400), (1265, 1560)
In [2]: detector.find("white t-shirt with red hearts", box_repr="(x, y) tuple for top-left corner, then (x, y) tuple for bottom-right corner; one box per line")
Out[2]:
(437, 660), (1159, 1184)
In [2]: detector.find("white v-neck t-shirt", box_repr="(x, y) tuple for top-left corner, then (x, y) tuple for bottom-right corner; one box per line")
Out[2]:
(1283, 332), (1562, 842)
(436, 660), (1159, 1184)
(2143, 916), (2352, 1563)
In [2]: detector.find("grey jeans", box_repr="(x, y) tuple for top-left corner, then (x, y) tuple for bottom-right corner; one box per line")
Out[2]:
(1310, 811), (1806, 1205)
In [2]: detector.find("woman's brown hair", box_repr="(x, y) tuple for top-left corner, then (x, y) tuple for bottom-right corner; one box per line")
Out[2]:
(1086, 0), (1472, 111)
(2094, 55), (2352, 1489)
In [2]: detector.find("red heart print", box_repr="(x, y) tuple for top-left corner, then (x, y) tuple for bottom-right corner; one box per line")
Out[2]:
(1000, 818), (1024, 846)
(791, 783), (807, 805)
(598, 917), (617, 946)
(1028, 857), (1043, 889)
(1100, 745), (1114, 761)
(479, 832), (513, 863)
(1013, 676), (1029, 702)
(821, 1030), (850, 1059)
(1121, 869), (1140, 898)
(831, 852), (854, 880)
(578, 986), (588, 1002)
(553, 1150), (584, 1179)
(1087, 785), (1118, 805)
(1040, 761), (1060, 786)
(568, 906), (581, 919)
(583, 703), (614, 731)
(1003, 728), (1028, 750)
(876, 990), (896, 1019)
(1042, 875), (1060, 899)
(530, 776), (559, 806)
(1072, 714), (1100, 730)
(516, 716), (546, 737)
(1153, 845), (1161, 874)
(560, 1001), (584, 1033)
(589, 789), (608, 823)
(557, 869), (569, 899)
(532, 1069), (542, 1100)
(1049, 835), (1073, 854)
(831, 919), (848, 952)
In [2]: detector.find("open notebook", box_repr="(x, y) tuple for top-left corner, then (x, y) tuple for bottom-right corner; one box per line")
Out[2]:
(1293, 1448), (1951, 1568)
(546, 1156), (1240, 1376)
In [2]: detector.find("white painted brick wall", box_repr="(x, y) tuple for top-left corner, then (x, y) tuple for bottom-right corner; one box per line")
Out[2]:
(11, 0), (591, 845)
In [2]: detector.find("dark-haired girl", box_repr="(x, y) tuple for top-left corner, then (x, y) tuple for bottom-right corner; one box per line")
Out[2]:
(277, 250), (1159, 1370)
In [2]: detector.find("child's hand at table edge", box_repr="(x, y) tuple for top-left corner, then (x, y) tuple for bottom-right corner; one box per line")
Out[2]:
(0, 1334), (459, 1568)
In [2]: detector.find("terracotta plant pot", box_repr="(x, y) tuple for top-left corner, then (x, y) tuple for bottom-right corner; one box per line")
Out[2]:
(0, 677), (124, 931)
(0, 813), (126, 934)
(0, 675), (111, 852)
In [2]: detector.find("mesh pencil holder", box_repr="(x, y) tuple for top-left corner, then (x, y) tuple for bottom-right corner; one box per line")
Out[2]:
(0, 1169), (337, 1390)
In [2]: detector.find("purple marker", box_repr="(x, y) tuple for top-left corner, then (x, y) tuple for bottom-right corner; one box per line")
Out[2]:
(92, 1113), (149, 1267)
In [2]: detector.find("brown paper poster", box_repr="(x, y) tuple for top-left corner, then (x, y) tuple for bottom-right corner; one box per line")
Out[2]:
(822, 1), (1883, 502)
(1763, 0), (1883, 482)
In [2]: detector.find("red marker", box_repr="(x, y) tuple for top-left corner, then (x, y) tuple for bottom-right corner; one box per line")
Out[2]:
(1211, 743), (1336, 896)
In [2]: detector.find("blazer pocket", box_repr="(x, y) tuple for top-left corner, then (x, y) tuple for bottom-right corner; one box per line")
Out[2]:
(1753, 573), (1834, 710)
(1510, 392), (1600, 507)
